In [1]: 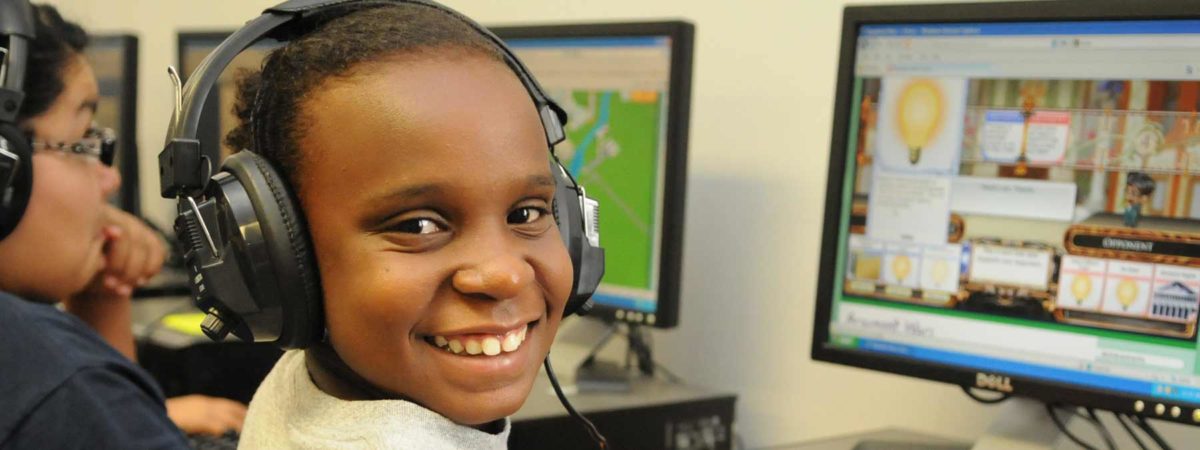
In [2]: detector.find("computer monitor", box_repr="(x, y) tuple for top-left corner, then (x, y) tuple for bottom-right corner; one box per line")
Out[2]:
(814, 0), (1200, 431)
(85, 34), (139, 215)
(493, 21), (694, 329)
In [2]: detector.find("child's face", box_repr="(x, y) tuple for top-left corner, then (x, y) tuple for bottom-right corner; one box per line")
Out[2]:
(0, 56), (118, 300)
(296, 53), (573, 425)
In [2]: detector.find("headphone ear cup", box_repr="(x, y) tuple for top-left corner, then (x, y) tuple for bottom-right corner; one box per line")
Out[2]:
(221, 151), (323, 348)
(0, 123), (33, 241)
(551, 159), (588, 318)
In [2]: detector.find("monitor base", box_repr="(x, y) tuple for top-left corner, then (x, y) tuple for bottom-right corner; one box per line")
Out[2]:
(971, 398), (1073, 450)
(575, 322), (656, 393)
(842, 399), (1072, 450)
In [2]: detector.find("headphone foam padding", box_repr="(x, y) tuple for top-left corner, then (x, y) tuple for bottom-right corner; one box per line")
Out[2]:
(222, 151), (324, 348)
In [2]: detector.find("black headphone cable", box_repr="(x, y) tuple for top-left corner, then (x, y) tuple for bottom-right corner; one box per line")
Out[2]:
(544, 357), (608, 449)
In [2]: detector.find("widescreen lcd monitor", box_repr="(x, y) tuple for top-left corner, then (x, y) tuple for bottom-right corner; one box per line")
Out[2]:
(814, 0), (1200, 426)
(494, 21), (694, 329)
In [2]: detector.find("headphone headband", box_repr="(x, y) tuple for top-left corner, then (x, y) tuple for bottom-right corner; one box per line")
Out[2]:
(160, 0), (566, 198)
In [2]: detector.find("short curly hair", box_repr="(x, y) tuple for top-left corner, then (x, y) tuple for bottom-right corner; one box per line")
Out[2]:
(17, 4), (89, 124)
(224, 3), (505, 191)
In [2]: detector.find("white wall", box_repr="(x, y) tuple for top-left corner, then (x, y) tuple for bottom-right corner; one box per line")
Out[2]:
(43, 0), (1200, 448)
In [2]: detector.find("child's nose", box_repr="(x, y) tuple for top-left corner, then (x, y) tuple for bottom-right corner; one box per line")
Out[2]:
(451, 252), (535, 301)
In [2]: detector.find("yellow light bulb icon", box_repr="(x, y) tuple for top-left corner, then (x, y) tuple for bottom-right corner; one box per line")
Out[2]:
(1116, 279), (1139, 311)
(931, 260), (949, 286)
(892, 255), (912, 283)
(1071, 275), (1092, 305)
(896, 79), (944, 165)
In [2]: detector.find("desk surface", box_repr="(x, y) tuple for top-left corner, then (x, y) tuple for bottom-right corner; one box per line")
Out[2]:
(516, 367), (733, 422)
(767, 429), (969, 450)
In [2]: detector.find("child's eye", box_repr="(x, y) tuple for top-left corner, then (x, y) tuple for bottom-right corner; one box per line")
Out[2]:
(508, 207), (546, 225)
(392, 218), (445, 235)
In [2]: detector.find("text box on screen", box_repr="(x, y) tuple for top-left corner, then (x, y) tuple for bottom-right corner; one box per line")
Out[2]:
(951, 176), (1076, 222)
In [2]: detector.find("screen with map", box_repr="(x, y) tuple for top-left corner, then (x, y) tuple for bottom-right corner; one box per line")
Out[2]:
(496, 22), (693, 328)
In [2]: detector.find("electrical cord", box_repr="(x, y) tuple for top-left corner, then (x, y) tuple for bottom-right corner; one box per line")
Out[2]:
(1045, 403), (1099, 450)
(1084, 408), (1116, 450)
(544, 357), (608, 449)
(1114, 413), (1149, 450)
(1134, 416), (1172, 450)
(960, 385), (1010, 404)
(595, 323), (687, 384)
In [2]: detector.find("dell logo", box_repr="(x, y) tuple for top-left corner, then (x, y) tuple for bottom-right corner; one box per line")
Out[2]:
(976, 372), (1013, 392)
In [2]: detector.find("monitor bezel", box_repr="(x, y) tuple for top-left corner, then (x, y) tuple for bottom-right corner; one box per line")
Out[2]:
(813, 0), (1200, 426)
(491, 21), (694, 329)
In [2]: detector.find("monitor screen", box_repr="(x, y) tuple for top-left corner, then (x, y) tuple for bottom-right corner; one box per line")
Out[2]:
(85, 34), (139, 215)
(494, 22), (694, 328)
(815, 2), (1200, 425)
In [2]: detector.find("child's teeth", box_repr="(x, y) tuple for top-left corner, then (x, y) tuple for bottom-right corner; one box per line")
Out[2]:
(465, 339), (482, 355)
(502, 332), (520, 352)
(482, 337), (501, 356)
(434, 325), (530, 356)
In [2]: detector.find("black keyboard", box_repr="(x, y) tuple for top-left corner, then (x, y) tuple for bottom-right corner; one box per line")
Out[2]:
(186, 431), (239, 450)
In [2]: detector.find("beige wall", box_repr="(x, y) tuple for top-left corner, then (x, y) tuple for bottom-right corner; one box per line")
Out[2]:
(42, 0), (1199, 447)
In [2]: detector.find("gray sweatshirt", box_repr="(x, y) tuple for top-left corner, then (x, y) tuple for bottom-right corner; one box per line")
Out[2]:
(239, 350), (510, 449)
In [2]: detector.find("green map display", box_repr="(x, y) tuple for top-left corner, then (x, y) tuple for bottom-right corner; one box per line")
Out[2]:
(557, 89), (664, 292)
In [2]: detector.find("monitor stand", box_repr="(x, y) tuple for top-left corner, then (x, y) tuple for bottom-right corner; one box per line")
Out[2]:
(574, 322), (655, 392)
(851, 398), (1072, 450)
(971, 398), (1072, 449)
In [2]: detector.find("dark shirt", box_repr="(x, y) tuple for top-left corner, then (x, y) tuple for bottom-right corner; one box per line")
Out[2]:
(0, 291), (188, 449)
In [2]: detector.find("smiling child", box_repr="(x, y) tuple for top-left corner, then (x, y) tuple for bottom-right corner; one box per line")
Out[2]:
(226, 3), (583, 448)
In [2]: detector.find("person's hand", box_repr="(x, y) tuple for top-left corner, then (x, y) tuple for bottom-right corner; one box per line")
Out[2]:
(64, 207), (167, 360)
(166, 395), (248, 436)
(85, 205), (168, 298)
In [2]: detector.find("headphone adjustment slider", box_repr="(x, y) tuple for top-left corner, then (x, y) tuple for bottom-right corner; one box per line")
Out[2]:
(200, 307), (232, 341)
(579, 187), (600, 248)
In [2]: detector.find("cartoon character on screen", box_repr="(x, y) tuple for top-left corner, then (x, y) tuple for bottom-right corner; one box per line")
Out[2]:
(1123, 171), (1155, 228)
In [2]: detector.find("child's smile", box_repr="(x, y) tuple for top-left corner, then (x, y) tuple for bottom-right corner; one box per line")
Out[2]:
(426, 322), (532, 356)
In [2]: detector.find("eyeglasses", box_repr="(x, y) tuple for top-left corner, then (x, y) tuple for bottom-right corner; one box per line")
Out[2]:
(30, 125), (116, 166)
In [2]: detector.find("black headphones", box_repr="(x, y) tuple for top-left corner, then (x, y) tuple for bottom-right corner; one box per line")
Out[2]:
(0, 0), (35, 241)
(160, 0), (606, 349)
